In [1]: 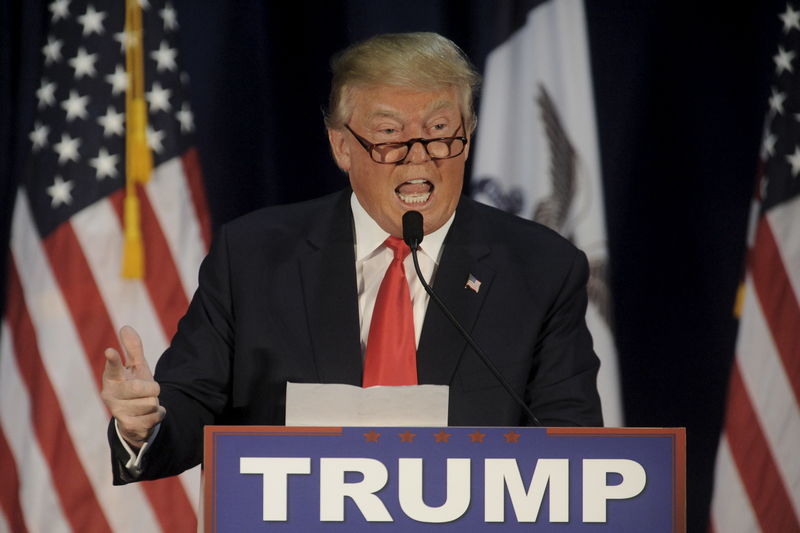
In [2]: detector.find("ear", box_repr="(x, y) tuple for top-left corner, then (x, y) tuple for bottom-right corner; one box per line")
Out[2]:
(327, 128), (351, 172)
(463, 132), (472, 162)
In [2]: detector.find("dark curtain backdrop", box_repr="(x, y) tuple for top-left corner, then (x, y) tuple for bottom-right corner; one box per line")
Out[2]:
(0, 1), (782, 531)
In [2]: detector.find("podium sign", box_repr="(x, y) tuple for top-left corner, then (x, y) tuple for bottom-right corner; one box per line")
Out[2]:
(204, 426), (685, 532)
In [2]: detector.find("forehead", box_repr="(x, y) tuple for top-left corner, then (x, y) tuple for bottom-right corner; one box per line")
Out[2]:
(349, 85), (461, 122)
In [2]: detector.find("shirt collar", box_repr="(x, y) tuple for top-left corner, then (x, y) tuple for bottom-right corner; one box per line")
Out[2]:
(351, 192), (454, 263)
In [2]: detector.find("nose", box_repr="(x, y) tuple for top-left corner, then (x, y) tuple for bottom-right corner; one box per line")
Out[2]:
(403, 139), (431, 164)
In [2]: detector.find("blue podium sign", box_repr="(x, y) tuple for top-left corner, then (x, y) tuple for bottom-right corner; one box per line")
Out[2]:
(203, 426), (685, 532)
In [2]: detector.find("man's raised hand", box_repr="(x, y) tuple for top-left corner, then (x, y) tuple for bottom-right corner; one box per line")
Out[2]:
(101, 326), (165, 450)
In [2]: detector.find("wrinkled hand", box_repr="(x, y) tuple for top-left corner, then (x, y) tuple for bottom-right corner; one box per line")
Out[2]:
(101, 326), (165, 450)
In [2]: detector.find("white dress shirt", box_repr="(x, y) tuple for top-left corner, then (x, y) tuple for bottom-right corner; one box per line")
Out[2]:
(350, 193), (454, 356)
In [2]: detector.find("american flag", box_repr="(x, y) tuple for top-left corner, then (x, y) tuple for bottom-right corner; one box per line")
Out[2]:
(0, 1), (210, 531)
(709, 3), (800, 532)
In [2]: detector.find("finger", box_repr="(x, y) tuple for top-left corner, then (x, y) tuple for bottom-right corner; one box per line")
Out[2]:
(112, 397), (162, 417)
(111, 378), (161, 401)
(103, 348), (126, 381)
(119, 325), (152, 377)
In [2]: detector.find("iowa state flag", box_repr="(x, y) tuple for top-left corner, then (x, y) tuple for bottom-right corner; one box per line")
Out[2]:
(471, 0), (623, 426)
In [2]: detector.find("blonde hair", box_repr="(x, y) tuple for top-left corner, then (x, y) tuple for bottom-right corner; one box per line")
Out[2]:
(325, 32), (480, 133)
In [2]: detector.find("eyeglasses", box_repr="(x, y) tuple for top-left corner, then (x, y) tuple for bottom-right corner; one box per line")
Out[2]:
(344, 123), (468, 164)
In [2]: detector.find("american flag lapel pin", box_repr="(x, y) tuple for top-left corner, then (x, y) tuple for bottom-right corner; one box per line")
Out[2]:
(465, 274), (481, 293)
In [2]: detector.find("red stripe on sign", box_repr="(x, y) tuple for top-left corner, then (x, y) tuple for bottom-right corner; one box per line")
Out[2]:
(0, 427), (28, 533)
(6, 262), (113, 533)
(182, 147), (212, 249)
(42, 221), (120, 389)
(750, 216), (800, 405)
(109, 187), (189, 339)
(724, 362), (800, 532)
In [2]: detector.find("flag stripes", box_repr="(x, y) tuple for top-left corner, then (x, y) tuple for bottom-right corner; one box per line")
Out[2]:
(0, 327), (71, 533)
(0, 414), (29, 533)
(710, 437), (759, 533)
(724, 363), (799, 531)
(751, 217), (800, 399)
(3, 167), (205, 531)
(4, 263), (114, 533)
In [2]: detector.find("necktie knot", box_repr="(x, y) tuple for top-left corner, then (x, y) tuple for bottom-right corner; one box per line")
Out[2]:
(385, 236), (410, 261)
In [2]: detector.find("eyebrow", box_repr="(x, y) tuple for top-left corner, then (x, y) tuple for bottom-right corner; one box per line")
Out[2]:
(366, 99), (459, 122)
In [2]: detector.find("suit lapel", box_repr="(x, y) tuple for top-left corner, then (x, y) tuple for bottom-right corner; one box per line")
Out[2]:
(417, 199), (495, 385)
(299, 191), (363, 385)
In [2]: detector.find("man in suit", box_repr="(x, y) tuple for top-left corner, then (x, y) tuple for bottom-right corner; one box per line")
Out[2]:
(102, 32), (602, 483)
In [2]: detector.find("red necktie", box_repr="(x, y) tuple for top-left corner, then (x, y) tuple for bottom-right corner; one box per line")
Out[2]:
(362, 236), (418, 387)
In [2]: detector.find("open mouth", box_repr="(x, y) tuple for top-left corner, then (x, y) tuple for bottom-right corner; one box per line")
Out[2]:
(395, 179), (433, 205)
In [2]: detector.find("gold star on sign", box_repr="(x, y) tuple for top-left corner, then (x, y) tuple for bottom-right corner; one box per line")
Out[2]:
(399, 431), (416, 442)
(503, 431), (521, 443)
(363, 430), (381, 442)
(468, 431), (486, 443)
(434, 430), (452, 443)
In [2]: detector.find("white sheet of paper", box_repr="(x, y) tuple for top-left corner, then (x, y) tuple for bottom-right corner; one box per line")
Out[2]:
(285, 382), (449, 427)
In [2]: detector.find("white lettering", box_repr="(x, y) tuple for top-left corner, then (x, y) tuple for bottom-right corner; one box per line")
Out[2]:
(319, 458), (393, 522)
(582, 459), (646, 522)
(398, 458), (471, 522)
(239, 457), (311, 521)
(484, 458), (569, 522)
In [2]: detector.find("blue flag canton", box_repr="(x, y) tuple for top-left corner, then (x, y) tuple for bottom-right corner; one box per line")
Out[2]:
(27, 0), (194, 238)
(761, 2), (800, 213)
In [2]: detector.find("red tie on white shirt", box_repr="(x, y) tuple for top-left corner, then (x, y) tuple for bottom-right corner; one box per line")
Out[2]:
(362, 236), (418, 387)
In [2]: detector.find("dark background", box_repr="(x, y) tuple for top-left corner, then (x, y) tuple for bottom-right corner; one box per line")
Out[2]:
(0, 1), (784, 531)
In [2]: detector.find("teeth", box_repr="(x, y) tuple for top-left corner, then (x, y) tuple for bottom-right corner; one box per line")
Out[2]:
(406, 179), (428, 184)
(397, 191), (431, 204)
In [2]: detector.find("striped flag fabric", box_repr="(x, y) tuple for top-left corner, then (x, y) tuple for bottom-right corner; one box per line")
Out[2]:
(709, 3), (800, 532)
(0, 1), (210, 532)
(471, 0), (624, 426)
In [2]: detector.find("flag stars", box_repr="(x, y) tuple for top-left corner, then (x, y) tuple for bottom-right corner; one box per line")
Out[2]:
(769, 88), (787, 114)
(68, 47), (98, 79)
(176, 102), (194, 132)
(146, 81), (172, 112)
(98, 106), (125, 137)
(773, 46), (795, 74)
(160, 3), (178, 31)
(46, 176), (75, 208)
(29, 122), (50, 151)
(77, 4), (106, 36)
(49, 0), (71, 23)
(42, 36), (63, 65)
(779, 3), (800, 33)
(762, 132), (777, 158)
(787, 146), (800, 177)
(146, 125), (165, 153)
(61, 90), (90, 122)
(151, 40), (178, 72)
(105, 65), (129, 95)
(53, 133), (81, 164)
(89, 148), (119, 179)
(113, 30), (138, 53)
(36, 79), (57, 109)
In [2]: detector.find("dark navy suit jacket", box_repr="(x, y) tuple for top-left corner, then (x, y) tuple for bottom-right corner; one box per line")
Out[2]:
(110, 190), (602, 483)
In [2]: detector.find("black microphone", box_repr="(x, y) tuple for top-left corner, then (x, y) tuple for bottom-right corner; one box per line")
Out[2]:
(401, 211), (542, 426)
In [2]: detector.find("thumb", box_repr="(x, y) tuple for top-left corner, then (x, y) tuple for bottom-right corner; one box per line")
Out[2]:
(119, 325), (153, 379)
